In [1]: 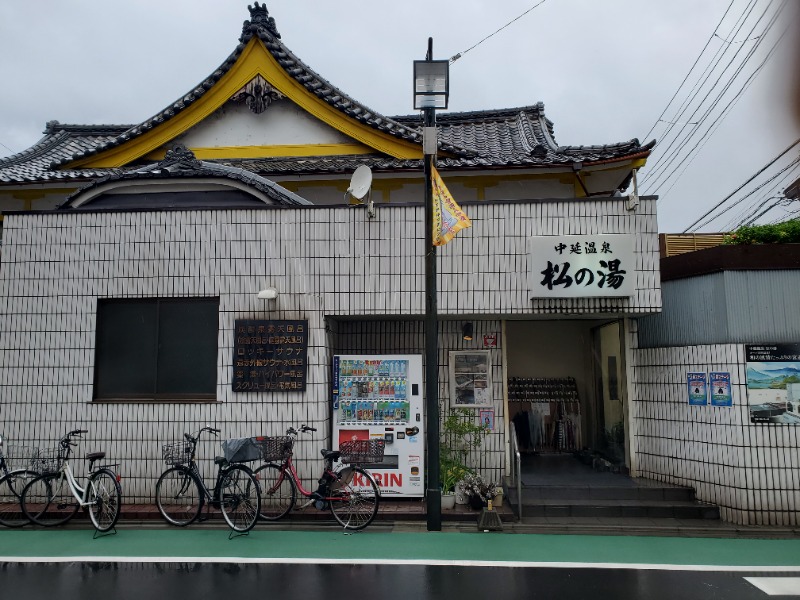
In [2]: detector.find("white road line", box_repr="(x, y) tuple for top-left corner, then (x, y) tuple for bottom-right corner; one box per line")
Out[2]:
(1, 556), (800, 571)
(744, 577), (800, 595)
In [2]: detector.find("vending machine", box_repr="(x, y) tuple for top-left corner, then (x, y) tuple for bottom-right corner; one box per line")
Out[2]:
(332, 354), (424, 497)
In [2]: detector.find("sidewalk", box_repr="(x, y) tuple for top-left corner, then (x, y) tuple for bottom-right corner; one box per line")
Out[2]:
(116, 499), (799, 539)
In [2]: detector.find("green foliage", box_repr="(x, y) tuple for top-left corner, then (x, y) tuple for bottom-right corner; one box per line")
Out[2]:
(439, 408), (489, 492)
(724, 220), (800, 245)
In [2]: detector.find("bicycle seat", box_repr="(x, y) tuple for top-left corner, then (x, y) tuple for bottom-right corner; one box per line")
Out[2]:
(214, 456), (228, 466)
(86, 452), (105, 462)
(321, 449), (341, 461)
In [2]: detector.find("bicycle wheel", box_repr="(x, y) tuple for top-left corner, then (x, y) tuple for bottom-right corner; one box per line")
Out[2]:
(21, 472), (80, 527)
(254, 463), (296, 521)
(0, 469), (39, 527)
(218, 465), (261, 533)
(87, 469), (122, 532)
(329, 466), (380, 530)
(155, 466), (203, 527)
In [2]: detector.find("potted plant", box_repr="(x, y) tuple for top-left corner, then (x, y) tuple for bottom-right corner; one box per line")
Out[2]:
(461, 472), (496, 510)
(439, 454), (468, 509)
(439, 408), (489, 507)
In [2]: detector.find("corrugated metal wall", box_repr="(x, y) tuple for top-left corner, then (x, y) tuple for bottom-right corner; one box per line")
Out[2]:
(637, 270), (800, 348)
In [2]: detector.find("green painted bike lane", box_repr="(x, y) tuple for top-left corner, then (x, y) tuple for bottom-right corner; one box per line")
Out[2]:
(1, 528), (800, 569)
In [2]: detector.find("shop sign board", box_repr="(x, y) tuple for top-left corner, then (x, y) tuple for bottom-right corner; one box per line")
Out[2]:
(710, 372), (732, 407)
(232, 319), (308, 392)
(528, 234), (635, 298)
(745, 343), (800, 424)
(687, 372), (708, 405)
(483, 333), (497, 348)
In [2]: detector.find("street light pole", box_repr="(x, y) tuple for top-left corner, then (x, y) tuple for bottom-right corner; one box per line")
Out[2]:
(414, 37), (448, 532)
(423, 71), (440, 533)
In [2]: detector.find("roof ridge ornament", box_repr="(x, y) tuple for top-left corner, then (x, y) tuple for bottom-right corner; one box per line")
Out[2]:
(132, 144), (202, 174)
(242, 2), (280, 40)
(232, 75), (285, 114)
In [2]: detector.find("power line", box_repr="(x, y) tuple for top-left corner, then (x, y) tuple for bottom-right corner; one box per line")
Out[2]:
(689, 157), (800, 231)
(647, 2), (786, 195)
(449, 0), (550, 64)
(640, 0), (737, 143)
(681, 137), (800, 233)
(0, 140), (15, 155)
(652, 12), (791, 202)
(723, 162), (800, 228)
(643, 0), (778, 191)
(640, 0), (758, 156)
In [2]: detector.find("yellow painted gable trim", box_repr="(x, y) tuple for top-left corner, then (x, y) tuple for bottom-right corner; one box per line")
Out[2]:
(142, 143), (374, 161)
(67, 39), (423, 169)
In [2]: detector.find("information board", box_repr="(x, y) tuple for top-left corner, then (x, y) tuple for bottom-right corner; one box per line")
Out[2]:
(232, 319), (308, 392)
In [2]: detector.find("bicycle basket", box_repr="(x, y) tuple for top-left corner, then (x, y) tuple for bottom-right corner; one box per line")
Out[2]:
(162, 441), (193, 466)
(339, 439), (385, 465)
(34, 448), (65, 474)
(254, 436), (293, 462)
(2, 444), (38, 472)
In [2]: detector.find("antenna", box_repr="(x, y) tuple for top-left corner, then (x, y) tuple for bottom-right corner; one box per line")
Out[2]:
(345, 165), (375, 218)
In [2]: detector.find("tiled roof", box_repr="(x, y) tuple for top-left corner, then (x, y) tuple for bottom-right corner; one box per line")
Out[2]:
(0, 4), (653, 187)
(61, 145), (311, 207)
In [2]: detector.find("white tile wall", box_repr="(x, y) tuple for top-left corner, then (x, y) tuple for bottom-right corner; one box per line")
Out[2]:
(632, 343), (800, 525)
(0, 198), (659, 503)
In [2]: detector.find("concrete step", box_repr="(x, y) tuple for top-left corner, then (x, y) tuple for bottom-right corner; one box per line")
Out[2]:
(507, 495), (720, 520)
(519, 484), (695, 502)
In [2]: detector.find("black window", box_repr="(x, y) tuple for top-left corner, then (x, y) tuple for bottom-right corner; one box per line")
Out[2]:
(95, 298), (219, 401)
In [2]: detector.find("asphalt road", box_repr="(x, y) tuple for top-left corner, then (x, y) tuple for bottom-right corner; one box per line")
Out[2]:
(1, 562), (799, 599)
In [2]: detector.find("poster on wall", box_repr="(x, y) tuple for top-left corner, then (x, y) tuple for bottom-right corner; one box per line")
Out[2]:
(709, 372), (732, 407)
(745, 344), (800, 424)
(449, 351), (492, 408)
(687, 372), (708, 405)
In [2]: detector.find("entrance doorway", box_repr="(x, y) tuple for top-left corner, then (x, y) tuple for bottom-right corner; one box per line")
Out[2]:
(505, 319), (628, 476)
(591, 321), (628, 470)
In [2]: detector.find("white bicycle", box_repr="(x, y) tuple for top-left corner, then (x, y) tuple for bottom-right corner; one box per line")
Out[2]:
(21, 429), (121, 533)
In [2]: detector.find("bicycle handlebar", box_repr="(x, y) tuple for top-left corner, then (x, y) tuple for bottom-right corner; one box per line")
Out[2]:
(185, 425), (221, 444)
(286, 425), (316, 435)
(58, 429), (88, 453)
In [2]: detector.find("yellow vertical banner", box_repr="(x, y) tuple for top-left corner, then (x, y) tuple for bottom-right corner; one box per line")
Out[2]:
(431, 166), (471, 246)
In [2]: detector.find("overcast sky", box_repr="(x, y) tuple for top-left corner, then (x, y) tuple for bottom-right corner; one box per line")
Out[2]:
(1, 0), (797, 232)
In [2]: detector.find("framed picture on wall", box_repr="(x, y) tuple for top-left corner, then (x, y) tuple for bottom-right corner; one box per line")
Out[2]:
(479, 409), (495, 431)
(449, 350), (492, 408)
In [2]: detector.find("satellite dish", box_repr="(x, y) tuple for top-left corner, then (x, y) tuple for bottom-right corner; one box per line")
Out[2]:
(347, 165), (373, 200)
(345, 165), (375, 218)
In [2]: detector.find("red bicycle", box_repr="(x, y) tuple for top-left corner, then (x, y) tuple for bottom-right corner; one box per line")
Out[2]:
(255, 425), (382, 530)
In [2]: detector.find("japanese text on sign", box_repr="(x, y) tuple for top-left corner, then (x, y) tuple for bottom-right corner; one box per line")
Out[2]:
(232, 319), (308, 392)
(528, 234), (636, 299)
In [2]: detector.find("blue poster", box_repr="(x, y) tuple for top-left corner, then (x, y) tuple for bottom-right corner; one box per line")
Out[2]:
(687, 372), (708, 405)
(710, 372), (732, 407)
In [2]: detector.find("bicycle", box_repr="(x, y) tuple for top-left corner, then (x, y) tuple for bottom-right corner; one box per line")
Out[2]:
(255, 425), (382, 530)
(20, 429), (122, 533)
(0, 435), (41, 528)
(154, 426), (261, 535)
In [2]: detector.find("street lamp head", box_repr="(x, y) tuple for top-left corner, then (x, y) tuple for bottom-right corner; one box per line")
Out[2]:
(413, 59), (449, 110)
